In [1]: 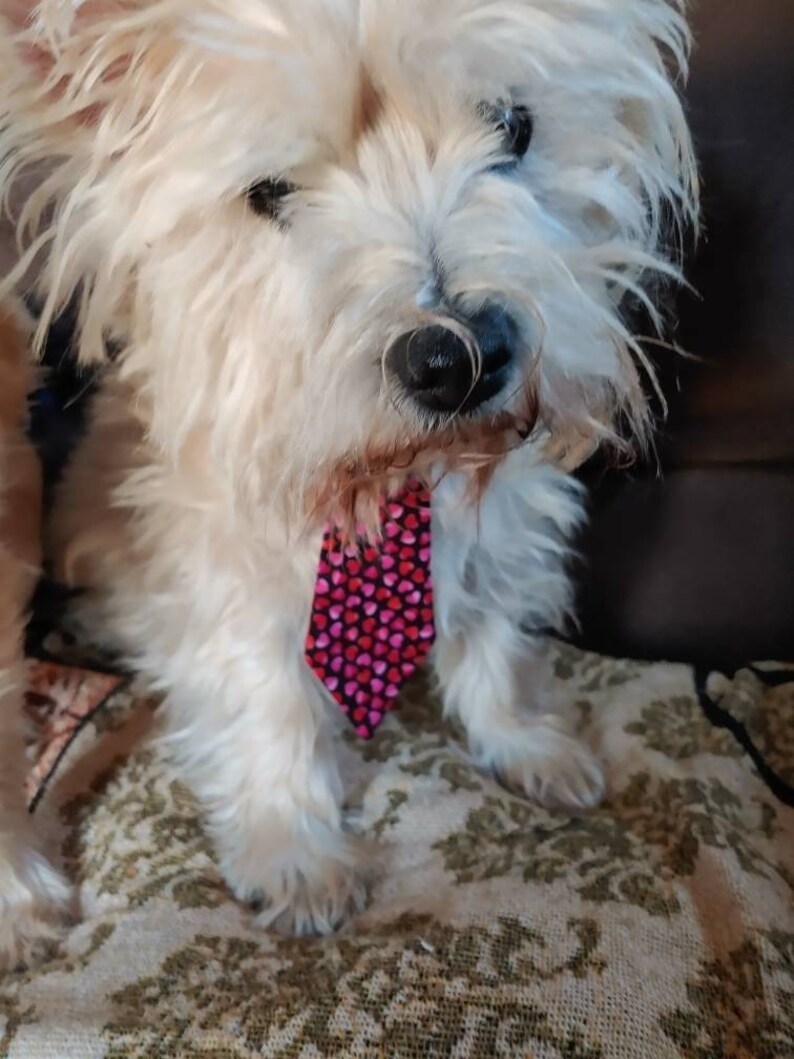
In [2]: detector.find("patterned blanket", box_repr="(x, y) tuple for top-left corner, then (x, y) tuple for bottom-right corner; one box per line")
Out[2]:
(2, 639), (793, 1059)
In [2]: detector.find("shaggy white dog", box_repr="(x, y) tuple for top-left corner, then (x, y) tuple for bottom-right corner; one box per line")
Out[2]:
(0, 0), (696, 952)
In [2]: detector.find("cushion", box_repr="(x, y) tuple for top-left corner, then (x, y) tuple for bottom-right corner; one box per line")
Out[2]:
(3, 637), (792, 1058)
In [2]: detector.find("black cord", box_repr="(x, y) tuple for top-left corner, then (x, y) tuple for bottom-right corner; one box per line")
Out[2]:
(694, 666), (794, 808)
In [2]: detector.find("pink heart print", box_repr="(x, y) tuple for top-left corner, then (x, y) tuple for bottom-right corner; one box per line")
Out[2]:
(304, 479), (435, 739)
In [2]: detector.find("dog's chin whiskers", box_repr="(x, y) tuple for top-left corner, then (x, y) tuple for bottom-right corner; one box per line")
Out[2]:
(303, 380), (543, 536)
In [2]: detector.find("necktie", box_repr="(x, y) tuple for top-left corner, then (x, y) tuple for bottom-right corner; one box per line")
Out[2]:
(305, 479), (435, 739)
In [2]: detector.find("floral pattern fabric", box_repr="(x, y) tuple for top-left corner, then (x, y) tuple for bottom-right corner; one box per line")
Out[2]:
(2, 640), (793, 1058)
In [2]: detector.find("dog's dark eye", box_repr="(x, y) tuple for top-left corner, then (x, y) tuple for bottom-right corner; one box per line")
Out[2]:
(246, 178), (295, 221)
(483, 103), (534, 161)
(500, 105), (533, 158)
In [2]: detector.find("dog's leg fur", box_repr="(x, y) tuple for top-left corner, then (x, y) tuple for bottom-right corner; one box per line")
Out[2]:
(432, 451), (605, 809)
(0, 302), (70, 971)
(50, 381), (362, 937)
(159, 611), (363, 936)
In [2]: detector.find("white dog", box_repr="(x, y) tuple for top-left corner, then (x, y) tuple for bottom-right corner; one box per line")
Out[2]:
(0, 0), (696, 951)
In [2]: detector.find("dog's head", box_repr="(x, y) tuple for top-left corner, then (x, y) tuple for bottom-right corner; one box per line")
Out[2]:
(1, 0), (697, 518)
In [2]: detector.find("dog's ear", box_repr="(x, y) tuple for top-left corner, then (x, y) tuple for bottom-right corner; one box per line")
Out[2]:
(1, 1), (159, 132)
(0, 1), (177, 353)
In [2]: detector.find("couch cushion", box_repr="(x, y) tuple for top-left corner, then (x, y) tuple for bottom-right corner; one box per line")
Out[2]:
(3, 634), (792, 1058)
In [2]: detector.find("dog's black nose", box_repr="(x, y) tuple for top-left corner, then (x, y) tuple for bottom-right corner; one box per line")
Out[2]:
(387, 306), (518, 415)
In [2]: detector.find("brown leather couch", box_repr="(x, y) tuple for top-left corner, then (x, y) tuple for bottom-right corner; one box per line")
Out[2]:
(574, 0), (794, 665)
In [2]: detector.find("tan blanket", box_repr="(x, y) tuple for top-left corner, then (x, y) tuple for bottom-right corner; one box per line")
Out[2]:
(2, 641), (793, 1058)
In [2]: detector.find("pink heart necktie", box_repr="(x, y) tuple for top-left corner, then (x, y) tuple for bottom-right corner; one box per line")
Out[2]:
(305, 479), (435, 739)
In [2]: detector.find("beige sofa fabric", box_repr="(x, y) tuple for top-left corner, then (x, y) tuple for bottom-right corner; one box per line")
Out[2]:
(2, 642), (793, 1058)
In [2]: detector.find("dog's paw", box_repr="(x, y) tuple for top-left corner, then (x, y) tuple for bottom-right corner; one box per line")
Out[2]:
(476, 715), (605, 811)
(0, 851), (72, 973)
(252, 867), (367, 937)
(225, 834), (366, 937)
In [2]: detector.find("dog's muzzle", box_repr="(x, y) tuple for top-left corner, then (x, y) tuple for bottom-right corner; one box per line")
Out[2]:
(386, 305), (519, 416)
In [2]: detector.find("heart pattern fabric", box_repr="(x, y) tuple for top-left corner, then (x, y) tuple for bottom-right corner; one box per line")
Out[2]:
(305, 480), (435, 739)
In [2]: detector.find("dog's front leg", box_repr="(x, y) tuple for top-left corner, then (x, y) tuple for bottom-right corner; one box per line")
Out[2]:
(432, 452), (605, 810)
(160, 552), (363, 936)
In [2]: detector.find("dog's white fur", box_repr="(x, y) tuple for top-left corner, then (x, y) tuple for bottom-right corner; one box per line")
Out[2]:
(0, 0), (696, 946)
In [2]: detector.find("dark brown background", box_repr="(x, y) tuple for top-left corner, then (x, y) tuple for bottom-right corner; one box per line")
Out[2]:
(574, 0), (794, 665)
